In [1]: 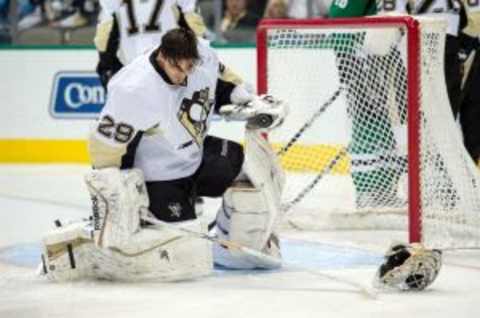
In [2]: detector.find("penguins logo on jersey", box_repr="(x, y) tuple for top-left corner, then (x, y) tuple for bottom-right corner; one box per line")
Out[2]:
(178, 88), (213, 146)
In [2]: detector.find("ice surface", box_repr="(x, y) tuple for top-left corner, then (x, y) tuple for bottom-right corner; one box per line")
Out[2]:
(1, 164), (479, 318)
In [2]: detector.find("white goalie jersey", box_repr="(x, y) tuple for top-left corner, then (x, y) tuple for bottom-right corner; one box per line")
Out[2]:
(97, 0), (201, 65)
(90, 40), (220, 181)
(378, 0), (461, 35)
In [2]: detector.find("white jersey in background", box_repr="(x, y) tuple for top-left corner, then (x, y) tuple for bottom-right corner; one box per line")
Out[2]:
(287, 0), (333, 18)
(92, 41), (219, 181)
(378, 0), (461, 36)
(377, 0), (410, 13)
(98, 0), (198, 64)
(462, 0), (480, 37)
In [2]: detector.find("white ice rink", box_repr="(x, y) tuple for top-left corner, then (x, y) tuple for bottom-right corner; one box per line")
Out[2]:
(1, 164), (480, 318)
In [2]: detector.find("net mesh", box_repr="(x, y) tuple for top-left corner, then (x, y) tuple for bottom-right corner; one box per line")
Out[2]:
(260, 17), (480, 248)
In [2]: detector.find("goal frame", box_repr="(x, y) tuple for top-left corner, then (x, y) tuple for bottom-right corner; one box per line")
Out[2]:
(256, 17), (423, 243)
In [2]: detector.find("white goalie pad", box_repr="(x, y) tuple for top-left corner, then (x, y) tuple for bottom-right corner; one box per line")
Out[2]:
(40, 218), (212, 282)
(100, 219), (213, 282)
(214, 129), (285, 269)
(242, 128), (285, 219)
(84, 168), (148, 250)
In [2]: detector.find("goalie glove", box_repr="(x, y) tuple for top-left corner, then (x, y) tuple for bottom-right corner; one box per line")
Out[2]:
(220, 94), (289, 131)
(374, 243), (442, 291)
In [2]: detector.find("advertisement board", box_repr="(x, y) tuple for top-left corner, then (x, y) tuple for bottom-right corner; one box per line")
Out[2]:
(50, 72), (105, 119)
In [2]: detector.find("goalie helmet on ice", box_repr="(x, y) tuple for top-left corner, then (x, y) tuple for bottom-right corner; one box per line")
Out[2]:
(374, 243), (442, 291)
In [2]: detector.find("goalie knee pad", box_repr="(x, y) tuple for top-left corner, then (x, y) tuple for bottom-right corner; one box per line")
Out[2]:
(84, 168), (149, 250)
(212, 182), (282, 270)
(217, 183), (274, 251)
(374, 243), (442, 291)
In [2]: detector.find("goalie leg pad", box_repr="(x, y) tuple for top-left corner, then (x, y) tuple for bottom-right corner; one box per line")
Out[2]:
(84, 168), (149, 250)
(41, 219), (213, 282)
(213, 130), (284, 269)
(213, 182), (282, 269)
(217, 184), (272, 250)
(97, 219), (213, 282)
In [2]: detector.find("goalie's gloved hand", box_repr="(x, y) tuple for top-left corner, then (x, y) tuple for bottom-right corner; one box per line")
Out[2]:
(220, 94), (289, 131)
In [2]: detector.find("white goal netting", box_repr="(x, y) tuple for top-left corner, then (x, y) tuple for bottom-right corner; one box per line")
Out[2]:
(257, 17), (480, 248)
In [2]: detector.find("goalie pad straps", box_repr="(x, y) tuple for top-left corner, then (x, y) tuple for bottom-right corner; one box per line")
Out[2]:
(217, 184), (271, 251)
(40, 221), (98, 281)
(84, 168), (149, 250)
(214, 184), (282, 269)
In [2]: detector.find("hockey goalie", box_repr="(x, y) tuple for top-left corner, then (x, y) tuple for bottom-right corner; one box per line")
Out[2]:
(38, 28), (288, 282)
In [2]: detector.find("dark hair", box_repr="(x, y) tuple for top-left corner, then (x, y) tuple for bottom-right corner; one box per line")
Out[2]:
(159, 28), (200, 63)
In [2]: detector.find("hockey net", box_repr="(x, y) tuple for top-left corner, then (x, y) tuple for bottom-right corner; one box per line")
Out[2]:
(257, 16), (480, 249)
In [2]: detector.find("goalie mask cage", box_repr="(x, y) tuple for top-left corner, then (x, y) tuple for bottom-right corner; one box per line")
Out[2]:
(257, 16), (480, 249)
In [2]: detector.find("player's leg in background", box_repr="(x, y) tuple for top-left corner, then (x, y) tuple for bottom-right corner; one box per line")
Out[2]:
(339, 53), (403, 209)
(459, 49), (480, 166)
(391, 48), (408, 124)
(444, 34), (462, 118)
(53, 0), (89, 28)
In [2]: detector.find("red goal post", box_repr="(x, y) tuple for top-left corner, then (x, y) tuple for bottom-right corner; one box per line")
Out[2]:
(256, 16), (480, 249)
